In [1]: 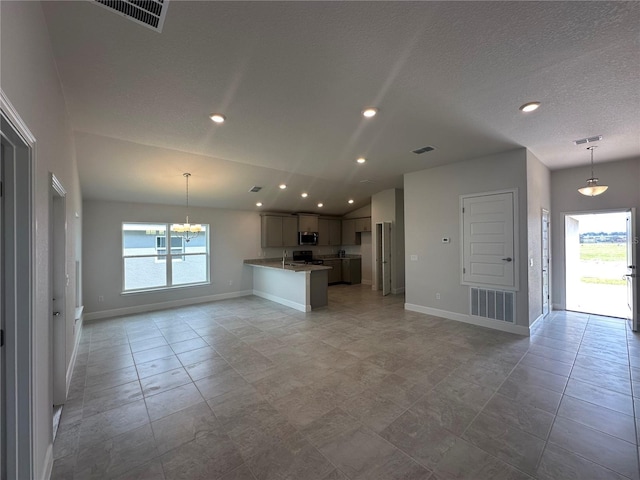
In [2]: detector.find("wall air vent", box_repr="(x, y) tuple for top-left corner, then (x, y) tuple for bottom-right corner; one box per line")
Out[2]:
(93, 0), (169, 32)
(249, 186), (262, 193)
(573, 135), (602, 145)
(470, 287), (515, 323)
(412, 146), (436, 154)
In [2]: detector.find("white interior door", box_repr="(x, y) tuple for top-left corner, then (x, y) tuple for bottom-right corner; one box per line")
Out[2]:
(0, 140), (6, 480)
(382, 222), (392, 296)
(542, 209), (550, 316)
(50, 175), (67, 407)
(626, 208), (637, 330)
(462, 191), (516, 287)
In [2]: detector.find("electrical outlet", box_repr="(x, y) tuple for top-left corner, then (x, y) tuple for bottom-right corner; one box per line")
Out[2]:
(98, 295), (104, 302)
(436, 293), (441, 300)
(410, 255), (418, 261)
(228, 280), (233, 286)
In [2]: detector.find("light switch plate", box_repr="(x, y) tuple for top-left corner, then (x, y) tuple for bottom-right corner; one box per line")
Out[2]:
(410, 255), (418, 261)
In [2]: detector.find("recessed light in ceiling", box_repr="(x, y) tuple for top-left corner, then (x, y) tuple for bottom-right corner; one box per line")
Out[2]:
(362, 108), (378, 118)
(209, 113), (226, 123)
(279, 184), (287, 189)
(317, 203), (323, 208)
(256, 202), (263, 207)
(518, 102), (540, 113)
(348, 199), (354, 204)
(356, 157), (366, 164)
(301, 192), (308, 198)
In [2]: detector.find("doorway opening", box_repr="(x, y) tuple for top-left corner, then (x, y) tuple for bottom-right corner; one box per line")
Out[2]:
(565, 211), (629, 318)
(375, 222), (391, 295)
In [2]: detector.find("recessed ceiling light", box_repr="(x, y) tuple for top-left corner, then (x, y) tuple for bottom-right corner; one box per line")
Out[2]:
(301, 192), (308, 198)
(256, 202), (263, 207)
(518, 102), (540, 113)
(356, 157), (366, 164)
(209, 113), (226, 123)
(362, 108), (378, 118)
(279, 184), (287, 189)
(348, 199), (354, 204)
(317, 203), (323, 208)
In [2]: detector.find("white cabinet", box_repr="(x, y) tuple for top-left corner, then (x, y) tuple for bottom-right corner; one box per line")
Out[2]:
(261, 215), (298, 247)
(298, 214), (319, 232)
(341, 219), (359, 245)
(318, 218), (342, 246)
(355, 217), (371, 232)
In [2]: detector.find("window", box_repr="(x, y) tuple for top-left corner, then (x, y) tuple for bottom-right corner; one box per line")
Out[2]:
(122, 222), (209, 292)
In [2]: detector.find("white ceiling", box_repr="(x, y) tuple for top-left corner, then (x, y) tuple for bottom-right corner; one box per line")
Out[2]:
(42, 1), (640, 216)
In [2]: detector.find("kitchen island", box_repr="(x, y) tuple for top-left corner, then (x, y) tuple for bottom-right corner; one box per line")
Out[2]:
(244, 259), (332, 312)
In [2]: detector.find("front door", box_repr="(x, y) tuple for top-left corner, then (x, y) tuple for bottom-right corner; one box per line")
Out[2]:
(626, 209), (637, 331)
(542, 209), (550, 317)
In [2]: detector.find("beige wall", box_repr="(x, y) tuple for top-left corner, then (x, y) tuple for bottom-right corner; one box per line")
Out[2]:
(404, 149), (530, 330)
(550, 157), (640, 310)
(83, 200), (261, 318)
(526, 151), (551, 325)
(1, 1), (83, 477)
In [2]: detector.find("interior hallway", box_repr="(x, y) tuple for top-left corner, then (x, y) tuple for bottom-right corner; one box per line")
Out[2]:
(51, 285), (640, 479)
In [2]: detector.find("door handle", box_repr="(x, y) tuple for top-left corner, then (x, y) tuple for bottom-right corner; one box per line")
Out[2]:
(53, 312), (61, 316)
(629, 265), (637, 269)
(625, 274), (638, 278)
(502, 257), (512, 262)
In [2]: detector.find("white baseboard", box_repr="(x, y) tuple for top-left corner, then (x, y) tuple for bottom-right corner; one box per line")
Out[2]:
(252, 290), (310, 312)
(404, 303), (530, 336)
(84, 290), (253, 322)
(529, 313), (544, 330)
(41, 443), (53, 480)
(552, 303), (564, 311)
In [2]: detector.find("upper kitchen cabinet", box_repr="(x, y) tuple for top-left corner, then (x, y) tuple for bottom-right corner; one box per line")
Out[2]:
(319, 218), (342, 246)
(261, 214), (298, 247)
(341, 218), (360, 245)
(298, 214), (319, 232)
(354, 217), (371, 232)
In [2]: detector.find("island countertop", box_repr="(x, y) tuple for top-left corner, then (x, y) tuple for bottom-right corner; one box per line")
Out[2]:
(244, 259), (332, 272)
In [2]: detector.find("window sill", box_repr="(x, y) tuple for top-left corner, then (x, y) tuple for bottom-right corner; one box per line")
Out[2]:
(121, 281), (211, 296)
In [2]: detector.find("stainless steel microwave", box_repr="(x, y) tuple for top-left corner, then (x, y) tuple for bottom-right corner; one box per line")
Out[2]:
(299, 232), (318, 245)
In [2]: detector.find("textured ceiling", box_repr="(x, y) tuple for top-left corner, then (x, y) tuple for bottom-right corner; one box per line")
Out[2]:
(41, 1), (640, 215)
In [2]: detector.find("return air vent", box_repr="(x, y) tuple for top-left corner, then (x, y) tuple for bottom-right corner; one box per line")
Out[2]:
(412, 145), (436, 154)
(93, 0), (169, 32)
(249, 186), (262, 193)
(573, 135), (602, 145)
(470, 287), (515, 323)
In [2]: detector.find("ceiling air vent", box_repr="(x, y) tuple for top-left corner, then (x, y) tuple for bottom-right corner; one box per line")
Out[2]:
(93, 0), (169, 32)
(573, 135), (602, 145)
(412, 145), (436, 154)
(248, 186), (262, 193)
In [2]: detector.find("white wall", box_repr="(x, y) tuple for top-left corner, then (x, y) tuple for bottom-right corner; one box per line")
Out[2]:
(550, 157), (640, 310)
(404, 149), (530, 330)
(83, 200), (261, 318)
(1, 2), (83, 477)
(526, 151), (551, 325)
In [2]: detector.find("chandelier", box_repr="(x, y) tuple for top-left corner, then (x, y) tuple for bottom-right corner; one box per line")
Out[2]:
(578, 146), (608, 197)
(171, 173), (202, 242)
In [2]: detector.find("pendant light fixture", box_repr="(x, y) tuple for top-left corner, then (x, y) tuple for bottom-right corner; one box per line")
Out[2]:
(578, 146), (608, 197)
(171, 173), (202, 242)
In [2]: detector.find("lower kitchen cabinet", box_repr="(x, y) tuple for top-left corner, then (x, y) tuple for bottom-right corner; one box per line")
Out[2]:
(342, 258), (361, 285)
(324, 259), (342, 284)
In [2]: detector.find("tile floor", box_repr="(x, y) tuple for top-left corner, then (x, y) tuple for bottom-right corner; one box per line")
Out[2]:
(51, 285), (640, 479)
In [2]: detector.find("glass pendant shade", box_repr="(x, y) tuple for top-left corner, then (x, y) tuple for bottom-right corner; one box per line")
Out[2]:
(578, 179), (608, 197)
(578, 146), (608, 197)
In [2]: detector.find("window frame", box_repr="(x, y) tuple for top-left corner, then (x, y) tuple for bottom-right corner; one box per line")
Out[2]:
(121, 222), (210, 293)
